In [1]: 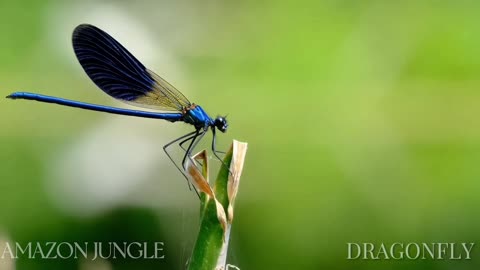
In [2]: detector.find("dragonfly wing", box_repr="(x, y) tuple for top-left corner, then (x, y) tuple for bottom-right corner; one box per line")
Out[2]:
(72, 24), (191, 111)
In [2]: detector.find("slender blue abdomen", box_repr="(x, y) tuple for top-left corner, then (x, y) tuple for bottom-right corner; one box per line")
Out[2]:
(7, 92), (183, 121)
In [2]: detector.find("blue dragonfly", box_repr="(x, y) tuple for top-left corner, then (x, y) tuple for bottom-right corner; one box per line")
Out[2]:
(6, 24), (228, 184)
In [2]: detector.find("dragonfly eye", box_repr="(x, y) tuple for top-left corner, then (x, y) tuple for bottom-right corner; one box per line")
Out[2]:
(214, 116), (228, 133)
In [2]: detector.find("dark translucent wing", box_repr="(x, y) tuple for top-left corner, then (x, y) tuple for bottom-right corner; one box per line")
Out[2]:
(72, 24), (191, 111)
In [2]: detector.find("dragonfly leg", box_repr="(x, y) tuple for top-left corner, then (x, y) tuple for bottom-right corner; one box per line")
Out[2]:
(181, 129), (206, 170)
(163, 130), (198, 191)
(211, 128), (234, 176)
(179, 134), (195, 153)
(164, 128), (208, 200)
(178, 135), (204, 167)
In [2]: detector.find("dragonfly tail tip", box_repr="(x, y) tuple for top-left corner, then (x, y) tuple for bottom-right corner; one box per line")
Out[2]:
(6, 93), (18, 99)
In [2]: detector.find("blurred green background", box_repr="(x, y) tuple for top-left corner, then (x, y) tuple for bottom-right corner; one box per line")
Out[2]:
(2, 0), (480, 269)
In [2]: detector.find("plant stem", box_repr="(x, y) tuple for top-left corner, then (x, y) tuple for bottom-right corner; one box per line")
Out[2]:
(187, 140), (247, 270)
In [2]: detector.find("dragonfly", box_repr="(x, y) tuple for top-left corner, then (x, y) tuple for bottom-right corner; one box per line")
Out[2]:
(6, 24), (228, 184)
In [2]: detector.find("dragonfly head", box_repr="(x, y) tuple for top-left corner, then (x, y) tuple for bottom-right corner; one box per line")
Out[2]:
(214, 116), (228, 133)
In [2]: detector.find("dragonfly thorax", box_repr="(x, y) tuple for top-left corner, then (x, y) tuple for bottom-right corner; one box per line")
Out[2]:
(183, 104), (214, 129)
(182, 105), (227, 133)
